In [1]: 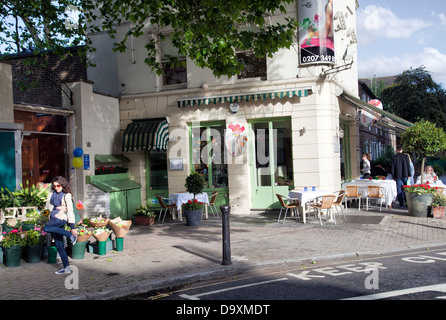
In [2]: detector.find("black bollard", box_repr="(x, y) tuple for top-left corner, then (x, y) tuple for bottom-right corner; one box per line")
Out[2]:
(220, 205), (232, 265)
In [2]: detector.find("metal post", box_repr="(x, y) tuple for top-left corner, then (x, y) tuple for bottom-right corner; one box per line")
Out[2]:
(220, 205), (232, 265)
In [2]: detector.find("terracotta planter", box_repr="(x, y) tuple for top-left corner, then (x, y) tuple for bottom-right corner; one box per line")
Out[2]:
(432, 206), (446, 219)
(405, 192), (433, 217)
(134, 215), (155, 226)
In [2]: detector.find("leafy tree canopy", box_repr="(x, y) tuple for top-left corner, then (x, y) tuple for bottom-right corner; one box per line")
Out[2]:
(401, 120), (446, 182)
(1, 0), (298, 78)
(380, 66), (446, 130)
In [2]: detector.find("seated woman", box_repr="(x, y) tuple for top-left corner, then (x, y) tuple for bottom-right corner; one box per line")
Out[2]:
(416, 165), (437, 183)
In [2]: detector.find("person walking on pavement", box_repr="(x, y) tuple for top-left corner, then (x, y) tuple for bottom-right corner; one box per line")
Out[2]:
(43, 176), (78, 274)
(391, 145), (411, 208)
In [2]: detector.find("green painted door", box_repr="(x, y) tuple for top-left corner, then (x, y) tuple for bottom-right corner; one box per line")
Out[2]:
(146, 151), (169, 206)
(250, 119), (293, 209)
(0, 132), (16, 191)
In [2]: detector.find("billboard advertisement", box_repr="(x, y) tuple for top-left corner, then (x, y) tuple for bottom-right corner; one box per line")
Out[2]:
(298, 0), (335, 65)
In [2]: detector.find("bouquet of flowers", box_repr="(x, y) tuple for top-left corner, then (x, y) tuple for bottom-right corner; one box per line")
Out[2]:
(92, 226), (111, 242)
(4, 218), (20, 229)
(109, 217), (132, 238)
(89, 215), (109, 228)
(76, 226), (92, 242)
(24, 226), (47, 246)
(1, 229), (26, 249)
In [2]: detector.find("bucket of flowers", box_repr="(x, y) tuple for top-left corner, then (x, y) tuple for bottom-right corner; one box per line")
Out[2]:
(89, 215), (109, 228)
(76, 226), (92, 243)
(92, 226), (111, 255)
(1, 229), (26, 267)
(23, 226), (47, 263)
(403, 183), (438, 217)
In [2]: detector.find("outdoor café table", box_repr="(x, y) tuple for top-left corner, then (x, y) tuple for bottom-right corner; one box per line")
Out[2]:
(288, 189), (332, 224)
(342, 179), (397, 208)
(169, 192), (209, 221)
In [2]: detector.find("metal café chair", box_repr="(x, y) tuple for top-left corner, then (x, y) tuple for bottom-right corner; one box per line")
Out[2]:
(332, 190), (346, 221)
(310, 195), (337, 225)
(156, 195), (177, 223)
(344, 185), (363, 210)
(208, 191), (219, 217)
(366, 186), (385, 211)
(276, 194), (299, 224)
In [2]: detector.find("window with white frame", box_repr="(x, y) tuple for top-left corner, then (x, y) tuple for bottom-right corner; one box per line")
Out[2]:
(160, 37), (187, 86)
(236, 50), (267, 80)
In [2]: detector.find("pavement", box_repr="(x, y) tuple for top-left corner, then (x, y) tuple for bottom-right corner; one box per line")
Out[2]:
(1, 205), (446, 300)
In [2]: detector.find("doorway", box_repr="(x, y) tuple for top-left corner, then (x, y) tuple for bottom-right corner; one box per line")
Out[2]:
(250, 118), (293, 209)
(14, 110), (67, 186)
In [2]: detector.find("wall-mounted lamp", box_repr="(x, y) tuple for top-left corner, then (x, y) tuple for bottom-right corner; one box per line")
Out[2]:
(229, 103), (240, 114)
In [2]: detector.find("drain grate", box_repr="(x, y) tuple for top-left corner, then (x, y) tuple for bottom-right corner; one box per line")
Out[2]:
(346, 215), (384, 224)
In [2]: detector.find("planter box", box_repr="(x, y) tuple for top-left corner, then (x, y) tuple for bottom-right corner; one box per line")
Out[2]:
(405, 192), (433, 217)
(432, 206), (446, 219)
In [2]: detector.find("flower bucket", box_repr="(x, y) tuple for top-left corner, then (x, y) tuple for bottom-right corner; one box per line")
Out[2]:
(4, 245), (22, 267)
(47, 246), (57, 263)
(25, 244), (42, 263)
(71, 241), (88, 260)
(21, 223), (35, 231)
(184, 209), (202, 226)
(115, 237), (124, 251)
(405, 192), (434, 217)
(98, 241), (107, 255)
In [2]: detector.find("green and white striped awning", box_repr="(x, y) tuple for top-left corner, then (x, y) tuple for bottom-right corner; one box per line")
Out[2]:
(122, 118), (169, 152)
(177, 87), (312, 108)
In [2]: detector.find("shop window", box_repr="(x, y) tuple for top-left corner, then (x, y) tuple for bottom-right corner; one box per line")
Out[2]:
(191, 124), (228, 188)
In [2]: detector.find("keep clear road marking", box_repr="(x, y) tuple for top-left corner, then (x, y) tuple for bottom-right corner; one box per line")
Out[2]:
(343, 283), (446, 300)
(179, 278), (288, 300)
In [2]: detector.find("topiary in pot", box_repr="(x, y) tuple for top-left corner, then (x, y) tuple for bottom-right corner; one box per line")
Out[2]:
(183, 171), (205, 226)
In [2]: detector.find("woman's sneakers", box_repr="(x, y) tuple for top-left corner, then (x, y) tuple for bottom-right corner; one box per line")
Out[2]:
(70, 234), (77, 246)
(55, 266), (72, 274)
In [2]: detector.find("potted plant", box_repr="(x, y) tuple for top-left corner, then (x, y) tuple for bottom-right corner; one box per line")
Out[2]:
(183, 171), (205, 226)
(403, 183), (438, 217)
(23, 225), (46, 263)
(431, 192), (446, 219)
(21, 209), (42, 231)
(1, 229), (26, 267)
(71, 226), (92, 260)
(134, 204), (157, 226)
(401, 120), (446, 216)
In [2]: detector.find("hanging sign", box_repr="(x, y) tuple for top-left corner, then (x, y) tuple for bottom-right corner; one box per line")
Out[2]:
(298, 0), (335, 65)
(225, 122), (248, 157)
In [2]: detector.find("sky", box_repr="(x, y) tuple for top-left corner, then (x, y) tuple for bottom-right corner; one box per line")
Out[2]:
(356, 0), (446, 87)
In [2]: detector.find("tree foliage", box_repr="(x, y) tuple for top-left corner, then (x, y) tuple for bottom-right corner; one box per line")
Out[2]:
(1, 0), (298, 78)
(380, 66), (446, 130)
(401, 120), (446, 183)
(0, 0), (87, 57)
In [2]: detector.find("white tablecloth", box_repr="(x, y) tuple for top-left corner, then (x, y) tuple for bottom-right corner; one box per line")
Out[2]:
(342, 180), (397, 207)
(169, 192), (210, 221)
(288, 189), (332, 223)
(169, 192), (210, 210)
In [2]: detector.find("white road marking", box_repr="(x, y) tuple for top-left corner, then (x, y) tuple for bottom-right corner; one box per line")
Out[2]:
(179, 278), (288, 300)
(343, 283), (446, 300)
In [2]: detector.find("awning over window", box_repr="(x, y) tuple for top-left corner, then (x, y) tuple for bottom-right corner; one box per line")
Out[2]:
(340, 91), (413, 132)
(177, 87), (313, 108)
(95, 154), (130, 164)
(121, 118), (169, 152)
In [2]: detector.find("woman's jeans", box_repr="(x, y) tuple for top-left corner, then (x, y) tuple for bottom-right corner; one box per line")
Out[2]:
(44, 218), (71, 268)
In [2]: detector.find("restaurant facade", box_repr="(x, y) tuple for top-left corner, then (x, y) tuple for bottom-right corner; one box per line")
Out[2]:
(0, 0), (412, 218)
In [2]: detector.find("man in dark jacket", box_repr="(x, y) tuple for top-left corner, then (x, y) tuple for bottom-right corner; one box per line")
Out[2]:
(391, 145), (411, 208)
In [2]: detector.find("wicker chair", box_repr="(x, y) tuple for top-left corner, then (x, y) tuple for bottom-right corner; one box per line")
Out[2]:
(344, 185), (363, 210)
(332, 190), (346, 221)
(276, 194), (299, 224)
(366, 186), (385, 211)
(310, 195), (337, 225)
(156, 195), (177, 223)
(208, 191), (219, 217)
